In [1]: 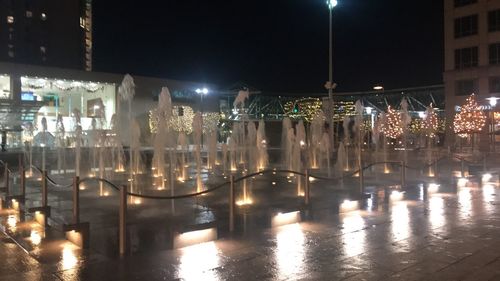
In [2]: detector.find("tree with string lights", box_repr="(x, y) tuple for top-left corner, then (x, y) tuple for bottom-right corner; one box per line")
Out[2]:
(453, 94), (486, 138)
(381, 105), (404, 139)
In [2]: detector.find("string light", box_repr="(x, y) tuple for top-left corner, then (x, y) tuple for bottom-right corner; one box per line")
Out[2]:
(381, 105), (403, 139)
(453, 94), (486, 138)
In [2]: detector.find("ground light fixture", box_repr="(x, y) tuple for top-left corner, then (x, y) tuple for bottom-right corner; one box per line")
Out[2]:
(482, 173), (493, 183)
(271, 211), (301, 227)
(340, 199), (359, 213)
(427, 183), (440, 194)
(458, 177), (468, 187)
(173, 227), (218, 249)
(390, 190), (404, 201)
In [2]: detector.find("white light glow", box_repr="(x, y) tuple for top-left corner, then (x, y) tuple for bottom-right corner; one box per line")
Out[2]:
(272, 211), (301, 227)
(390, 190), (404, 201)
(428, 183), (440, 194)
(178, 242), (220, 280)
(429, 196), (445, 228)
(341, 213), (366, 256)
(30, 230), (42, 246)
(458, 178), (468, 187)
(275, 223), (305, 279)
(340, 200), (359, 213)
(482, 173), (493, 183)
(391, 202), (410, 242)
(174, 228), (218, 249)
(61, 245), (78, 270)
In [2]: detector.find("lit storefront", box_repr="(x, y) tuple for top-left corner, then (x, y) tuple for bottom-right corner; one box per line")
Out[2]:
(21, 76), (116, 137)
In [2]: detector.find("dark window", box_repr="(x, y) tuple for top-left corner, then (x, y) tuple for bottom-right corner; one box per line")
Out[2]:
(489, 77), (500, 93)
(456, 79), (478, 96)
(455, 47), (478, 69)
(455, 15), (478, 38)
(489, 43), (500, 64)
(454, 0), (477, 7)
(489, 10), (500, 32)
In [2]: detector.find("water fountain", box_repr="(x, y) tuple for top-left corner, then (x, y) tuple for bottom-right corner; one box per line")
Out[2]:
(152, 87), (172, 189)
(90, 118), (98, 177)
(192, 112), (203, 192)
(400, 98), (411, 164)
(23, 122), (34, 177)
(177, 132), (188, 182)
(281, 117), (292, 169)
(247, 121), (257, 172)
(257, 120), (269, 171)
(73, 109), (82, 177)
(342, 116), (351, 171)
(354, 101), (364, 171)
(41, 117), (47, 171)
(118, 75), (136, 189)
(319, 132), (331, 176)
(310, 111), (325, 169)
(110, 114), (125, 174)
(56, 115), (66, 175)
(336, 141), (347, 175)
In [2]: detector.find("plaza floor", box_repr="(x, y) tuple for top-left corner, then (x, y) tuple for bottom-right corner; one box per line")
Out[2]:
(1, 151), (500, 280)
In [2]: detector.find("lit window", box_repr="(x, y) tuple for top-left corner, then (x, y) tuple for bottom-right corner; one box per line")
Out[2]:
(80, 17), (85, 28)
(40, 13), (47, 21)
(7, 16), (14, 24)
(40, 46), (46, 54)
(26, 11), (33, 18)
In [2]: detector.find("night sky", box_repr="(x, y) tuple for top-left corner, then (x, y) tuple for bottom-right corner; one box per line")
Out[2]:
(93, 0), (443, 93)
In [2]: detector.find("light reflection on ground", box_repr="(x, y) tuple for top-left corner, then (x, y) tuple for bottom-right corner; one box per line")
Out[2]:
(178, 242), (220, 281)
(275, 223), (306, 279)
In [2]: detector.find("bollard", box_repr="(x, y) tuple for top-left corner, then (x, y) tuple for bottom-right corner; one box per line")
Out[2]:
(229, 175), (235, 232)
(42, 170), (48, 207)
(4, 163), (9, 196)
(119, 185), (127, 256)
(73, 176), (80, 224)
(304, 169), (310, 205)
(400, 161), (406, 188)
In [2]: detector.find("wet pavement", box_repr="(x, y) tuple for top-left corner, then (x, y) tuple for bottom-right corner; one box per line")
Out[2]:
(1, 152), (500, 280)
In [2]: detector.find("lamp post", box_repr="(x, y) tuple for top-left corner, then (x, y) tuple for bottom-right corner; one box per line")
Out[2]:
(326, 0), (338, 149)
(196, 88), (209, 148)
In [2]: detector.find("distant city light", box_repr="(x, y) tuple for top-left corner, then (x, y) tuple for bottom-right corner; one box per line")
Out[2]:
(196, 88), (209, 95)
(327, 0), (338, 9)
(373, 85), (384, 91)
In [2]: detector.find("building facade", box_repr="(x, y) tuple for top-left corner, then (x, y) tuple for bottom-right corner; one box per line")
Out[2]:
(0, 0), (92, 71)
(0, 62), (218, 149)
(444, 0), (500, 146)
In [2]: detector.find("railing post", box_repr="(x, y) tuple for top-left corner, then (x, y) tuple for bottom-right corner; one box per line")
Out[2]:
(4, 163), (9, 196)
(119, 185), (127, 256)
(400, 161), (405, 188)
(304, 169), (310, 205)
(73, 176), (80, 224)
(42, 170), (48, 207)
(229, 175), (235, 232)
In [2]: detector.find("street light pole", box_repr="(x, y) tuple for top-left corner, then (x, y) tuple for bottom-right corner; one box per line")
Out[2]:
(327, 0), (338, 149)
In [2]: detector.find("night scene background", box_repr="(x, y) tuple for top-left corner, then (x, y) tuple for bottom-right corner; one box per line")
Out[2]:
(93, 0), (444, 92)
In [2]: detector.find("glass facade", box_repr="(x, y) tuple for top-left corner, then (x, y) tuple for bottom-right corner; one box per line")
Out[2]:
(20, 76), (116, 144)
(0, 74), (11, 99)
